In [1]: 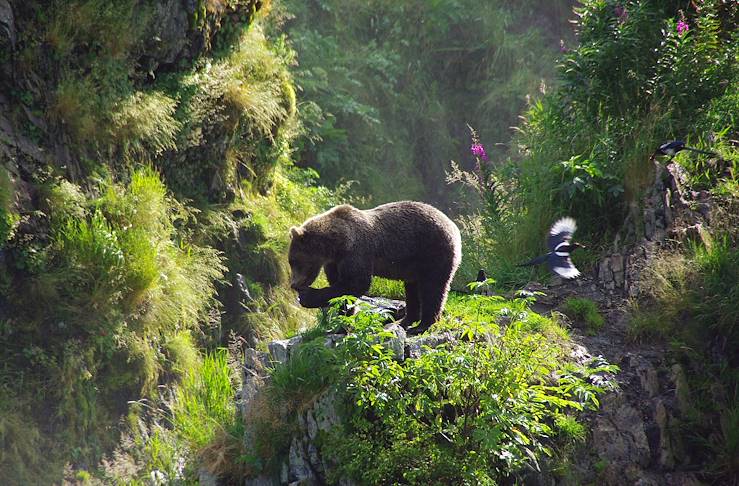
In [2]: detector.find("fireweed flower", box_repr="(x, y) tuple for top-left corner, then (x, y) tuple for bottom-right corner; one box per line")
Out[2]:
(471, 143), (489, 161)
(677, 19), (689, 35)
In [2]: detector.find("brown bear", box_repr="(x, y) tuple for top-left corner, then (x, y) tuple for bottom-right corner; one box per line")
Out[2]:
(288, 201), (462, 335)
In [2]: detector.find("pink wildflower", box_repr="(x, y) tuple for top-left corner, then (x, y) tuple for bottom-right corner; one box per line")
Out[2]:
(677, 19), (689, 35)
(470, 143), (489, 161)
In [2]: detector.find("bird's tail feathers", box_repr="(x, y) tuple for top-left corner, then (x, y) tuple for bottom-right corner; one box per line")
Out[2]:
(518, 254), (549, 267)
(683, 146), (717, 156)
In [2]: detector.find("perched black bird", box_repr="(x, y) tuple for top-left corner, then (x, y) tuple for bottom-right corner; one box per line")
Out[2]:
(474, 269), (492, 296)
(519, 217), (584, 279)
(652, 140), (716, 160)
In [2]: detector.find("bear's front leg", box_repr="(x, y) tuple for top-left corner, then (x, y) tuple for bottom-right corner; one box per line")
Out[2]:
(297, 261), (372, 309)
(297, 287), (332, 308)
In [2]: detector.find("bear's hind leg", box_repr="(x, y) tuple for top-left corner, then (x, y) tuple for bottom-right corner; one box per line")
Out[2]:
(398, 281), (420, 329)
(407, 278), (451, 336)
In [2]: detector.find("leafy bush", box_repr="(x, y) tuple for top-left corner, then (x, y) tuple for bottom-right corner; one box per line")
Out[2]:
(254, 295), (615, 484)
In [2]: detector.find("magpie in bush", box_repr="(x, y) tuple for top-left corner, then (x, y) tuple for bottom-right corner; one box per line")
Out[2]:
(518, 217), (584, 279)
(651, 140), (716, 160)
(474, 269), (492, 296)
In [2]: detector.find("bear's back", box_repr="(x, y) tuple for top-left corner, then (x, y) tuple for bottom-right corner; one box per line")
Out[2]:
(365, 201), (461, 265)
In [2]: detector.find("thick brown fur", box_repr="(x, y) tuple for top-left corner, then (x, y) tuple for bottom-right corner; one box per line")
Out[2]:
(288, 201), (462, 334)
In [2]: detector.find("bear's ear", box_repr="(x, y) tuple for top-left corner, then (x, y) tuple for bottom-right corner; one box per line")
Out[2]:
(290, 226), (304, 239)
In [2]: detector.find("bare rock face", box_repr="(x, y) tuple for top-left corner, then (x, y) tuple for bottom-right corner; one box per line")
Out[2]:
(0, 0), (15, 49)
(140, 0), (190, 72)
(591, 393), (651, 480)
(595, 161), (715, 297)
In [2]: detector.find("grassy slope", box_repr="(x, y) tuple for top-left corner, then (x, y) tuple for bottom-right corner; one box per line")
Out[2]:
(0, 1), (332, 482)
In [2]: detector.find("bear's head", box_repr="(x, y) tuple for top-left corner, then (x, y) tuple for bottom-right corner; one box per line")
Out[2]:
(288, 226), (323, 290)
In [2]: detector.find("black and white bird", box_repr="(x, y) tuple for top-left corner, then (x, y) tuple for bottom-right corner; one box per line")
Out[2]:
(518, 217), (584, 279)
(652, 140), (716, 160)
(475, 269), (492, 296)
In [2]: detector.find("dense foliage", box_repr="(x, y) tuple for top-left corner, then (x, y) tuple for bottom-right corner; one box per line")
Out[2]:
(277, 0), (574, 206)
(1, 0), (737, 483)
(457, 0), (738, 284)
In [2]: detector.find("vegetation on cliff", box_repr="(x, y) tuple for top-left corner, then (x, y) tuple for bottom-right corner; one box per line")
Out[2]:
(0, 0), (331, 482)
(251, 296), (615, 484)
(0, 0), (737, 484)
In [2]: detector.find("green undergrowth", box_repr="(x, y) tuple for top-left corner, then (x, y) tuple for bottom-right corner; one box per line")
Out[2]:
(75, 348), (245, 484)
(629, 231), (739, 482)
(249, 295), (616, 484)
(0, 1), (340, 480)
(0, 168), (225, 481)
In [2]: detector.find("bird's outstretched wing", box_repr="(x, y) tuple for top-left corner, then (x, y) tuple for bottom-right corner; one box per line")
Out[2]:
(547, 217), (577, 252)
(548, 254), (581, 279)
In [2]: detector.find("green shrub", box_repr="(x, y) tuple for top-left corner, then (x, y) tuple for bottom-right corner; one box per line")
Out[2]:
(461, 1), (738, 281)
(0, 169), (19, 248)
(328, 298), (613, 484)
(256, 296), (615, 484)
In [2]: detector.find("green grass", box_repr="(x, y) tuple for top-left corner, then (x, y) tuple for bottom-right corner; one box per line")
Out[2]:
(170, 350), (238, 450)
(367, 277), (405, 299)
(563, 297), (605, 335)
(269, 338), (338, 408)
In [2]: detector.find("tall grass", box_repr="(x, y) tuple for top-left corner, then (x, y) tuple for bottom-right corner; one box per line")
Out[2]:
(170, 350), (238, 450)
(629, 234), (739, 482)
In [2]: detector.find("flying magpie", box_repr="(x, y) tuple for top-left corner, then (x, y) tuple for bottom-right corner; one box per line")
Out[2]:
(652, 140), (716, 160)
(518, 217), (584, 279)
